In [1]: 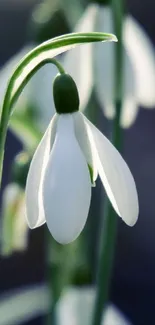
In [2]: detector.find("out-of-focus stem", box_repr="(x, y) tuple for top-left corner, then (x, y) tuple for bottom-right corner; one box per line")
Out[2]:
(91, 1), (124, 325)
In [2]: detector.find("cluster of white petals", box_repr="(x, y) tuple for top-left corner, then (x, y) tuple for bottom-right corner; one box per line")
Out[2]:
(26, 111), (138, 244)
(64, 4), (155, 128)
(1, 4), (155, 133)
(1, 5), (154, 133)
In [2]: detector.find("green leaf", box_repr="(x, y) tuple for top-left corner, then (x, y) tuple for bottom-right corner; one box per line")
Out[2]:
(0, 32), (117, 185)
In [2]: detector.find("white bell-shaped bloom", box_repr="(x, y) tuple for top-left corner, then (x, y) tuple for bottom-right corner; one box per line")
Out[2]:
(1, 5), (154, 132)
(26, 111), (138, 244)
(57, 286), (132, 325)
(64, 4), (155, 128)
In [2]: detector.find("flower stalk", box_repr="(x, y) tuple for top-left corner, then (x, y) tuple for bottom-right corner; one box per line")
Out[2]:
(91, 1), (124, 325)
(91, 103), (122, 325)
(45, 232), (57, 325)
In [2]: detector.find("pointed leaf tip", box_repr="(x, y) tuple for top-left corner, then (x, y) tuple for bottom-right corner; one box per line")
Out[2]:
(102, 34), (118, 42)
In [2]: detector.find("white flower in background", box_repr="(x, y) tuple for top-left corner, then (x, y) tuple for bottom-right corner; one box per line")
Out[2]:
(26, 73), (138, 244)
(64, 3), (155, 128)
(0, 285), (131, 325)
(57, 287), (132, 325)
(0, 285), (49, 325)
(1, 5), (154, 132)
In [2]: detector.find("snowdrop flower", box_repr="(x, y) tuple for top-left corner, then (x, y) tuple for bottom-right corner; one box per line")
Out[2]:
(57, 286), (132, 325)
(64, 3), (155, 128)
(0, 284), (131, 325)
(26, 73), (138, 244)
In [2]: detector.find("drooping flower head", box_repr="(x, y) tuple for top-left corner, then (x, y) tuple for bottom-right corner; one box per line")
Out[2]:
(64, 3), (155, 128)
(26, 73), (139, 244)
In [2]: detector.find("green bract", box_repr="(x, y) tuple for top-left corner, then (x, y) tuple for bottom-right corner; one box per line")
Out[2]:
(53, 74), (80, 114)
(0, 32), (117, 186)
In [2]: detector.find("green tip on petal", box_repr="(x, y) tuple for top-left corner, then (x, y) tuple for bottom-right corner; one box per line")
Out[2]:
(53, 73), (80, 114)
(88, 164), (94, 185)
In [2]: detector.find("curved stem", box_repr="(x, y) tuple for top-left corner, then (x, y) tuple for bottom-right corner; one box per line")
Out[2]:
(52, 59), (65, 74)
(91, 1), (124, 325)
(45, 231), (57, 325)
(0, 58), (65, 186)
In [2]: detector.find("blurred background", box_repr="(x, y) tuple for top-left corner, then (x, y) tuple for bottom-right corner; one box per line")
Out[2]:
(0, 0), (155, 324)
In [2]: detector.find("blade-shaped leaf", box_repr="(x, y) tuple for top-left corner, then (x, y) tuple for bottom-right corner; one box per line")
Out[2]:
(0, 32), (117, 185)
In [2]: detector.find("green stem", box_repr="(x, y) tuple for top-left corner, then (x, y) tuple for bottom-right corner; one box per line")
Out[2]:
(45, 231), (80, 325)
(91, 103), (122, 325)
(112, 0), (124, 100)
(52, 59), (65, 75)
(91, 1), (124, 324)
(45, 230), (57, 325)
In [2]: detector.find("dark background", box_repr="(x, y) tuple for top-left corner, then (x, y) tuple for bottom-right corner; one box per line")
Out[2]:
(0, 0), (155, 324)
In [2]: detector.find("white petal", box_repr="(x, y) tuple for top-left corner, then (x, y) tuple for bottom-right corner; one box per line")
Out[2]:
(30, 64), (57, 131)
(95, 6), (138, 128)
(104, 305), (132, 325)
(43, 114), (91, 244)
(57, 287), (132, 325)
(94, 6), (115, 116)
(56, 287), (95, 325)
(120, 52), (139, 128)
(84, 116), (139, 226)
(124, 15), (155, 107)
(63, 4), (97, 110)
(25, 114), (58, 229)
(102, 104), (115, 120)
(0, 285), (49, 325)
(120, 99), (139, 128)
(73, 112), (98, 182)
